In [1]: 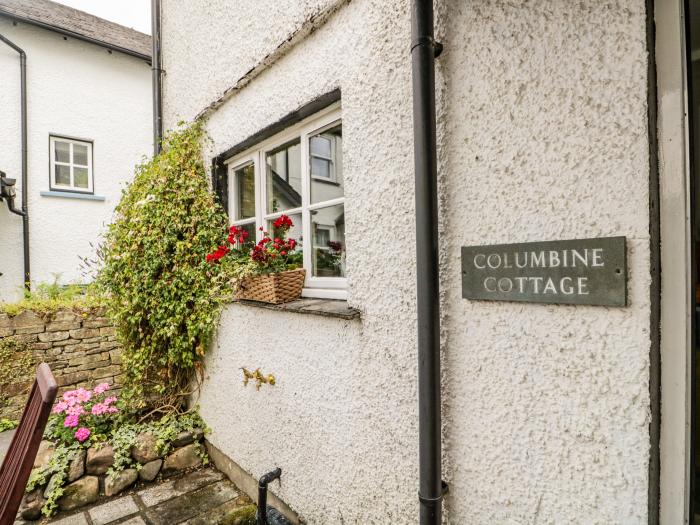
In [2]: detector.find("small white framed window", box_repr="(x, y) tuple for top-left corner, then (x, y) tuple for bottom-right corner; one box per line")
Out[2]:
(225, 104), (346, 299)
(49, 135), (94, 193)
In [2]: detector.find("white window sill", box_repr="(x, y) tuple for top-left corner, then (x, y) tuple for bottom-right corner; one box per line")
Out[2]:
(40, 191), (105, 201)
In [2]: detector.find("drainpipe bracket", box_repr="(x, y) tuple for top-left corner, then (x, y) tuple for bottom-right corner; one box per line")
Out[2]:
(418, 480), (449, 507)
(410, 36), (443, 58)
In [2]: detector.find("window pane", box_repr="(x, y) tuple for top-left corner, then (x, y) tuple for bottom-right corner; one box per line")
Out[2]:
(54, 164), (70, 185)
(310, 125), (343, 204)
(73, 167), (89, 188)
(266, 212), (303, 268)
(311, 203), (345, 278)
(311, 157), (330, 179)
(55, 141), (70, 163)
(310, 135), (331, 157)
(266, 140), (301, 213)
(234, 164), (255, 220)
(73, 143), (88, 166)
(233, 222), (256, 246)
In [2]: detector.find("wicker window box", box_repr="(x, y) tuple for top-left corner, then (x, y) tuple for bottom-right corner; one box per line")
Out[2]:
(235, 269), (306, 305)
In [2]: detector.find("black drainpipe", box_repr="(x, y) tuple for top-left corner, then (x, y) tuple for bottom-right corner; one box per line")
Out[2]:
(0, 32), (30, 291)
(411, 1), (445, 524)
(151, 0), (163, 155)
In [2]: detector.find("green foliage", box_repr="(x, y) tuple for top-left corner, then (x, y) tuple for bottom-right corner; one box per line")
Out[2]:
(0, 418), (17, 432)
(0, 337), (34, 411)
(0, 276), (103, 316)
(107, 411), (208, 478)
(95, 122), (229, 410)
(26, 442), (80, 517)
(28, 411), (208, 517)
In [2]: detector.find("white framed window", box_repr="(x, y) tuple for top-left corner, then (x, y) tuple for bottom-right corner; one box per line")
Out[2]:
(49, 135), (93, 193)
(226, 104), (346, 299)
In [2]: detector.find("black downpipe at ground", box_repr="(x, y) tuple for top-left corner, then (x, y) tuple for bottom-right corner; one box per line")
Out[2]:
(411, 1), (444, 524)
(151, 0), (163, 155)
(257, 468), (283, 525)
(0, 33), (30, 291)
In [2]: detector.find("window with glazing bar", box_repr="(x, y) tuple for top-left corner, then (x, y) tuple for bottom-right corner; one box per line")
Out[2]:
(49, 136), (93, 193)
(226, 106), (346, 299)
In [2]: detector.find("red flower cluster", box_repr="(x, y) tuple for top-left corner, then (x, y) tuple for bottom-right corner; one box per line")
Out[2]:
(206, 214), (299, 269)
(206, 244), (229, 263)
(273, 215), (293, 230)
(227, 224), (250, 245)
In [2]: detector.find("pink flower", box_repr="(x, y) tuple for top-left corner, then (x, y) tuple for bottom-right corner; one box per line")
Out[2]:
(93, 383), (110, 395)
(67, 404), (85, 417)
(74, 389), (92, 403)
(74, 428), (90, 442)
(103, 396), (117, 406)
(64, 415), (79, 428)
(52, 401), (68, 414)
(91, 403), (106, 416)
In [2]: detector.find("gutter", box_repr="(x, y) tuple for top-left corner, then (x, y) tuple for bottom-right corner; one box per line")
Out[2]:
(0, 10), (151, 63)
(0, 32), (30, 291)
(151, 0), (163, 155)
(410, 1), (446, 523)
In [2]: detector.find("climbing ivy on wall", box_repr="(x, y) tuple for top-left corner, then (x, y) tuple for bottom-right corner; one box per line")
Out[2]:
(96, 122), (229, 413)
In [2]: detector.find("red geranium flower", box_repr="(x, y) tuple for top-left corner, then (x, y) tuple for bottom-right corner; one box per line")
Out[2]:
(273, 215), (293, 230)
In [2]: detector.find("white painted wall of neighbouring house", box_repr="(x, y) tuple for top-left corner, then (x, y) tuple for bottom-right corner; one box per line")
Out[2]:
(0, 18), (151, 302)
(163, 0), (653, 523)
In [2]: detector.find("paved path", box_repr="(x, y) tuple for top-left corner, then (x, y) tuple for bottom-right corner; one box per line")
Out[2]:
(15, 468), (255, 525)
(0, 429), (16, 463)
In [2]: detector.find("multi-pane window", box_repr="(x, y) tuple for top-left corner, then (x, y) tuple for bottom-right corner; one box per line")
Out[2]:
(227, 106), (346, 299)
(49, 136), (93, 193)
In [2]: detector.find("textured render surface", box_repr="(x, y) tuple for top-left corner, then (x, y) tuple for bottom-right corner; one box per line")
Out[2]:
(199, 306), (362, 523)
(0, 19), (151, 302)
(440, 1), (651, 523)
(163, 0), (653, 523)
(161, 0), (342, 124)
(165, 2), (419, 522)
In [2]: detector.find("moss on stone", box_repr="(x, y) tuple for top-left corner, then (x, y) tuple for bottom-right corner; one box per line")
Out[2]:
(220, 504), (257, 525)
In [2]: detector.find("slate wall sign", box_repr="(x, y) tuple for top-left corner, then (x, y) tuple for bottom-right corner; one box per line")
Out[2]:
(461, 236), (627, 306)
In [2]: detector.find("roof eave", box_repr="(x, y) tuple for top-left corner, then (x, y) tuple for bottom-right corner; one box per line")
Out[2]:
(0, 10), (152, 63)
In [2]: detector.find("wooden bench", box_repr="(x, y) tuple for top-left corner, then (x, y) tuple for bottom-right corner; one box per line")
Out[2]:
(0, 363), (57, 525)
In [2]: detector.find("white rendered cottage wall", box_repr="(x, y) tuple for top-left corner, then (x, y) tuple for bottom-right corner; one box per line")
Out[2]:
(0, 19), (151, 301)
(440, 2), (652, 523)
(162, 0), (653, 523)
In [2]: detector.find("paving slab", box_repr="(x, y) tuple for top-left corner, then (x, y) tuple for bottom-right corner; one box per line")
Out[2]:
(46, 513), (89, 525)
(116, 518), (146, 525)
(88, 495), (140, 525)
(16, 466), (251, 525)
(145, 480), (239, 525)
(137, 468), (224, 507)
(0, 429), (16, 463)
(182, 496), (252, 525)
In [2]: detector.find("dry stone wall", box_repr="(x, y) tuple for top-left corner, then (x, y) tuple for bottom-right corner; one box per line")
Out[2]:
(0, 308), (121, 420)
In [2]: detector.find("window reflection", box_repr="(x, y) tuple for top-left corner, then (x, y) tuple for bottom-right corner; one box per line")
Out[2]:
(311, 203), (345, 277)
(310, 125), (343, 204)
(266, 140), (301, 213)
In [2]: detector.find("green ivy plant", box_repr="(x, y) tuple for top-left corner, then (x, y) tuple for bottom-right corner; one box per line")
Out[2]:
(95, 122), (229, 412)
(0, 418), (17, 432)
(106, 411), (209, 479)
(25, 442), (80, 517)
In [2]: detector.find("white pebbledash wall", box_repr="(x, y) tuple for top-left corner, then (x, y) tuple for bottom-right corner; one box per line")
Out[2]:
(162, 0), (652, 523)
(0, 19), (151, 302)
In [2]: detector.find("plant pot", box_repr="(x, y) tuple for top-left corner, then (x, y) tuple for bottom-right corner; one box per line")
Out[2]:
(235, 269), (306, 305)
